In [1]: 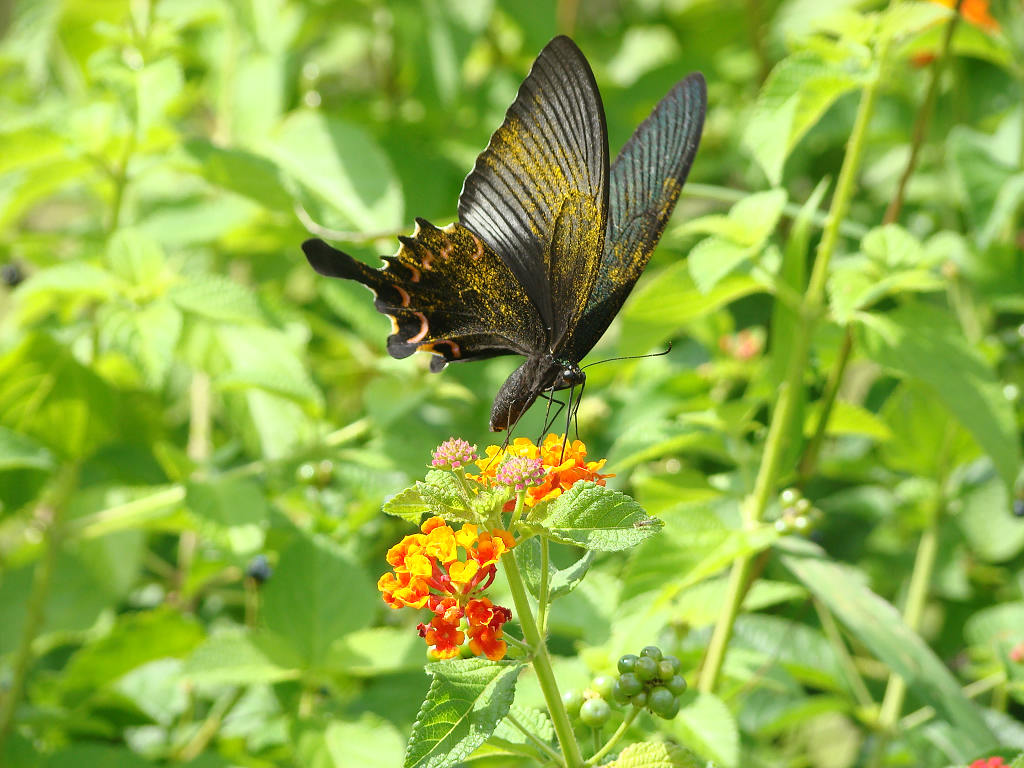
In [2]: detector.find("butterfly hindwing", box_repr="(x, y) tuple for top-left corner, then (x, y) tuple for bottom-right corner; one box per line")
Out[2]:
(562, 73), (707, 363)
(302, 220), (546, 370)
(457, 35), (609, 346)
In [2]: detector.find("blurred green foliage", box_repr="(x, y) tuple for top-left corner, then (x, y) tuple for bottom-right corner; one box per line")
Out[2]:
(1, 0), (1024, 766)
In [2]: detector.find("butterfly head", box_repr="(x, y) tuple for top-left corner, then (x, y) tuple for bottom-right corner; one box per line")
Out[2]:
(489, 355), (585, 432)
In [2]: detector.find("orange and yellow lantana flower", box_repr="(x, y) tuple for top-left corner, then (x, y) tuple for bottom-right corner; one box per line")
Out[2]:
(378, 514), (515, 660)
(470, 434), (614, 507)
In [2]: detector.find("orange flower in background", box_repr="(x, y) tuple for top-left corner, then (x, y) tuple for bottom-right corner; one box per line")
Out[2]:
(930, 0), (1000, 32)
(379, 514), (515, 660)
(470, 434), (614, 507)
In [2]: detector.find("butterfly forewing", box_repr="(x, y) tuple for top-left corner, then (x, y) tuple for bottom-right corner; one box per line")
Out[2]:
(457, 36), (609, 347)
(562, 73), (707, 363)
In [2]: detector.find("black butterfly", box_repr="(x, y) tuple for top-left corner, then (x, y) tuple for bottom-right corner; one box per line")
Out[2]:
(303, 36), (706, 432)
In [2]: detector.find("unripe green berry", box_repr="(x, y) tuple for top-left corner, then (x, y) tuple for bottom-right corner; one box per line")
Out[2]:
(780, 488), (800, 506)
(657, 696), (681, 720)
(612, 679), (632, 705)
(616, 672), (643, 696)
(579, 697), (611, 728)
(648, 686), (675, 716)
(663, 655), (681, 675)
(658, 660), (676, 681)
(617, 653), (639, 674)
(591, 675), (615, 700)
(794, 498), (812, 515)
(666, 674), (687, 696)
(562, 689), (584, 718)
(639, 645), (663, 661)
(634, 655), (658, 682)
(631, 691), (648, 708)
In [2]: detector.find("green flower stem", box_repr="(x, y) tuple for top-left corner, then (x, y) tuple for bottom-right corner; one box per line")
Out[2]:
(502, 549), (582, 768)
(698, 7), (898, 695)
(537, 537), (551, 636)
(585, 706), (640, 765)
(813, 597), (875, 710)
(800, 6), (961, 482)
(0, 463), (80, 751)
(873, 520), (940, 738)
(174, 686), (245, 762)
(506, 712), (565, 764)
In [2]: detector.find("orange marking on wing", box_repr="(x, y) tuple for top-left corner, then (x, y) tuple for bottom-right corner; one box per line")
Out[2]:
(408, 312), (429, 343)
(440, 237), (453, 260)
(469, 233), (483, 260)
(395, 285), (411, 307)
(446, 340), (462, 358)
(421, 251), (434, 271)
(407, 265), (421, 282)
(388, 315), (400, 334)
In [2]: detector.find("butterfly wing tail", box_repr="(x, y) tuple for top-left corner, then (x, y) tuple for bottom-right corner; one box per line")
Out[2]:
(302, 238), (380, 283)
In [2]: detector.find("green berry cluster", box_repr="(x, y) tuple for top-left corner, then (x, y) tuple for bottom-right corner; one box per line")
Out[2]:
(775, 488), (823, 534)
(612, 646), (686, 719)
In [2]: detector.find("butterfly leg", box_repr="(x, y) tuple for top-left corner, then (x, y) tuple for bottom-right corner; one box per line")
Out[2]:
(537, 391), (568, 444)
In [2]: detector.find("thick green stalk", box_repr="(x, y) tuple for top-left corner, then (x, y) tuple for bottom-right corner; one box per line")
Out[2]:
(698, 10), (897, 694)
(0, 463), (80, 749)
(503, 551), (580, 768)
(799, 7), (960, 482)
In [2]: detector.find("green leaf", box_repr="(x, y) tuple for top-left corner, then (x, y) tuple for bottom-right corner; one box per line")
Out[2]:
(45, 745), (155, 768)
(861, 223), (925, 268)
(106, 228), (166, 286)
(12, 262), (119, 325)
(513, 539), (595, 600)
(383, 484), (431, 524)
(169, 274), (263, 324)
(668, 690), (739, 768)
(269, 111), (403, 233)
(215, 326), (323, 413)
(135, 57), (183, 136)
(857, 302), (1020, 493)
(744, 51), (867, 185)
(490, 704), (554, 760)
(186, 477), (268, 554)
(620, 262), (764, 354)
(330, 627), (429, 677)
(414, 470), (473, 522)
(781, 546), (996, 753)
(688, 237), (753, 294)
(97, 299), (183, 389)
(536, 482), (662, 552)
(955, 474), (1024, 563)
(803, 399), (893, 442)
(0, 426), (55, 471)
(405, 658), (522, 768)
(58, 608), (203, 697)
(325, 717), (406, 768)
(184, 139), (292, 210)
(184, 629), (300, 685)
(0, 334), (131, 459)
(262, 533), (376, 667)
(610, 741), (701, 768)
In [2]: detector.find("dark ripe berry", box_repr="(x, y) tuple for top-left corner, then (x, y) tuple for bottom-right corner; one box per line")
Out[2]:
(246, 554), (273, 584)
(663, 655), (681, 675)
(616, 672), (643, 696)
(666, 674), (687, 696)
(640, 645), (663, 661)
(1014, 499), (1024, 517)
(617, 653), (639, 674)
(634, 655), (659, 682)
(562, 689), (584, 718)
(1, 262), (24, 288)
(579, 697), (611, 728)
(658, 660), (676, 680)
(647, 686), (675, 716)
(591, 675), (615, 700)
(630, 690), (648, 708)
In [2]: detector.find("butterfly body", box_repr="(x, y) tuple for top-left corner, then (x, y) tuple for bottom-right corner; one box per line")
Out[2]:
(303, 36), (706, 432)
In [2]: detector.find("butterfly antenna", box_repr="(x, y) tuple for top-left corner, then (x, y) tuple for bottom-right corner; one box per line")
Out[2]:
(581, 341), (673, 371)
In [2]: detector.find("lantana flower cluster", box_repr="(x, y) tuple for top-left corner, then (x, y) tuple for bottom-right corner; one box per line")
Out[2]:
(470, 433), (614, 507)
(378, 514), (515, 660)
(379, 435), (612, 661)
